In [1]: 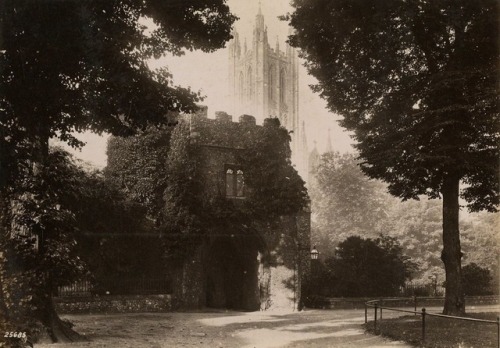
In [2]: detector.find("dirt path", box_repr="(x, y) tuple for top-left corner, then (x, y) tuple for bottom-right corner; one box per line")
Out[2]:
(35, 309), (410, 348)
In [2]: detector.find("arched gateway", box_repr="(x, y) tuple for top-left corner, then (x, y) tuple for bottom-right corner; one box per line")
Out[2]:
(205, 231), (269, 311)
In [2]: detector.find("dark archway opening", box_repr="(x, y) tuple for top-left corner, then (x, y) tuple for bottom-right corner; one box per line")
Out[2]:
(205, 235), (265, 311)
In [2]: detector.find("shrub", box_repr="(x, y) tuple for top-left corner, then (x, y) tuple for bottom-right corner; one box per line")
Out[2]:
(462, 263), (493, 296)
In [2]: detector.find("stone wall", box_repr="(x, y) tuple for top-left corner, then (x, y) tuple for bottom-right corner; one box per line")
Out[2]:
(173, 246), (206, 309)
(55, 294), (172, 314)
(169, 108), (311, 312)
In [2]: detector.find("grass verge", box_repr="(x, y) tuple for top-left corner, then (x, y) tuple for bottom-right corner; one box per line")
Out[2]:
(364, 312), (498, 348)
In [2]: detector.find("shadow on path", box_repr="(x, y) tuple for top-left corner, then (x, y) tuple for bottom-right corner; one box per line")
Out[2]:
(198, 309), (409, 348)
(35, 309), (410, 348)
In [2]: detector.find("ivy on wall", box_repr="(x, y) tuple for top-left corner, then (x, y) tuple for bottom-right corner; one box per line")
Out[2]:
(161, 116), (308, 261)
(239, 118), (308, 221)
(162, 122), (204, 260)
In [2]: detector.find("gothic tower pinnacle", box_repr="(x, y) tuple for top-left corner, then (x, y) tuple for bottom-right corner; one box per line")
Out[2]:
(227, 7), (308, 181)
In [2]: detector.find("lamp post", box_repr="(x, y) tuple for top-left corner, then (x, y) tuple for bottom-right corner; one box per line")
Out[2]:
(310, 246), (319, 260)
(297, 245), (320, 309)
(304, 246), (320, 308)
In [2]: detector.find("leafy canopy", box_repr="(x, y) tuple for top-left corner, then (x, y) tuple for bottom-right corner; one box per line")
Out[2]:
(461, 263), (493, 296)
(240, 118), (308, 220)
(105, 122), (175, 225)
(0, 0), (235, 337)
(310, 235), (414, 297)
(3, 148), (88, 323)
(310, 151), (393, 252)
(288, 0), (499, 211)
(0, 0), (236, 179)
(309, 151), (500, 285)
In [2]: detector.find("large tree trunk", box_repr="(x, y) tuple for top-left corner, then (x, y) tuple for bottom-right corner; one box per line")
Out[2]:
(30, 134), (84, 342)
(441, 173), (465, 315)
(38, 292), (84, 343)
(1, 151), (81, 343)
(0, 189), (12, 326)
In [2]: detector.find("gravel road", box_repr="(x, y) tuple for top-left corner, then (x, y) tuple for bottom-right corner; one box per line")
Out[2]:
(35, 309), (410, 348)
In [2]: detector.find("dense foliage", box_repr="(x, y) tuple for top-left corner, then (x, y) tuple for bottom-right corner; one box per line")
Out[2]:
(461, 263), (493, 296)
(288, 0), (498, 207)
(307, 236), (414, 298)
(105, 121), (176, 225)
(162, 121), (204, 260)
(2, 147), (170, 339)
(161, 117), (308, 261)
(72, 163), (166, 290)
(0, 0), (235, 340)
(310, 152), (393, 255)
(1, 0), (235, 151)
(289, 0), (498, 314)
(240, 118), (308, 221)
(388, 201), (499, 287)
(2, 148), (89, 338)
(460, 212), (500, 274)
(309, 151), (499, 287)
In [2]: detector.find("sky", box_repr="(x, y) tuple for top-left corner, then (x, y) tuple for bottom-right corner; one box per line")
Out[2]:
(61, 0), (355, 168)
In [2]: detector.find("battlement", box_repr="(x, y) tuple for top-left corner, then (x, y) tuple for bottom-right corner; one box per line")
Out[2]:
(215, 111), (232, 123)
(238, 114), (256, 126)
(188, 106), (265, 126)
(188, 106), (282, 148)
(212, 111), (257, 127)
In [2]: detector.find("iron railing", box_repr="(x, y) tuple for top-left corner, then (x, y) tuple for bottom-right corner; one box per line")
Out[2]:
(365, 297), (500, 348)
(58, 277), (172, 297)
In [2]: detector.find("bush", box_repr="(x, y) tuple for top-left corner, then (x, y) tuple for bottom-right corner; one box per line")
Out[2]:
(308, 235), (415, 297)
(462, 263), (493, 296)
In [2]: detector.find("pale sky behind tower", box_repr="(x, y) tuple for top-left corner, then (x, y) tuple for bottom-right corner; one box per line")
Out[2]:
(59, 0), (355, 168)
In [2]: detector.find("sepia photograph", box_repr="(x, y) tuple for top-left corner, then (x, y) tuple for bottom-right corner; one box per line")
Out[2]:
(0, 0), (498, 347)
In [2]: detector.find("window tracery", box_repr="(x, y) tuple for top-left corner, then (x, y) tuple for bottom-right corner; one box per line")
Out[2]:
(225, 166), (245, 198)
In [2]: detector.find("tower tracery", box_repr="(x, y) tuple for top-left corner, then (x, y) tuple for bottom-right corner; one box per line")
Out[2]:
(228, 6), (309, 180)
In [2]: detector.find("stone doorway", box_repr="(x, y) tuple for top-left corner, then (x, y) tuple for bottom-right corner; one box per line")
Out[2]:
(205, 235), (267, 311)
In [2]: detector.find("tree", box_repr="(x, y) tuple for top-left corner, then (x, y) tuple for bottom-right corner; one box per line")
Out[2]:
(0, 0), (235, 341)
(310, 235), (414, 297)
(105, 122), (176, 226)
(240, 118), (308, 221)
(460, 212), (500, 276)
(310, 151), (394, 256)
(461, 263), (493, 296)
(387, 199), (443, 283)
(3, 148), (89, 341)
(69, 156), (165, 290)
(288, 0), (498, 315)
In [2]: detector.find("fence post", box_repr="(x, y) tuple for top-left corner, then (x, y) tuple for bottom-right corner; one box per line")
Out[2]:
(497, 316), (499, 348)
(380, 298), (383, 320)
(414, 295), (417, 315)
(365, 303), (367, 324)
(421, 308), (426, 344)
(374, 303), (378, 333)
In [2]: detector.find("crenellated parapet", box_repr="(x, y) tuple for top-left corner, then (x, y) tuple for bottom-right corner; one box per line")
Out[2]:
(171, 104), (310, 312)
(187, 107), (287, 150)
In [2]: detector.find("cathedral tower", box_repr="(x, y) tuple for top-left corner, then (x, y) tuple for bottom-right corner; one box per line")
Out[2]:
(228, 7), (308, 179)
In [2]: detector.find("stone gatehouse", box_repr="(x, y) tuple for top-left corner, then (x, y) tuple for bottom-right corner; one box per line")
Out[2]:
(170, 107), (311, 311)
